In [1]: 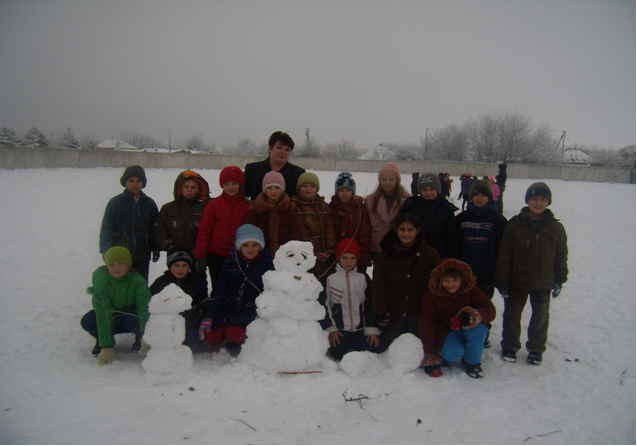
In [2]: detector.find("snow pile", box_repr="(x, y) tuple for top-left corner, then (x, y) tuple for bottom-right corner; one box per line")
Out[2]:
(239, 241), (329, 373)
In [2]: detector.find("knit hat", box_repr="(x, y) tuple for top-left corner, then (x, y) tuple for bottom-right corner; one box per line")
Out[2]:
(378, 163), (401, 181)
(417, 172), (441, 195)
(336, 238), (360, 260)
(219, 166), (245, 187)
(104, 246), (132, 267)
(235, 224), (266, 250)
(488, 176), (496, 183)
(120, 165), (147, 187)
(296, 172), (320, 192)
(525, 182), (552, 205)
(262, 171), (285, 191)
(166, 248), (193, 268)
(334, 172), (356, 194)
(470, 179), (494, 201)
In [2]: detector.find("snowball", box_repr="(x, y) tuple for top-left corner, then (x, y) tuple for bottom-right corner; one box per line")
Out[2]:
(386, 333), (424, 375)
(340, 351), (387, 378)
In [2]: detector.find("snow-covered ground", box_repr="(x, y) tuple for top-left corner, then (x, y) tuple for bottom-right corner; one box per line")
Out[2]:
(0, 167), (634, 444)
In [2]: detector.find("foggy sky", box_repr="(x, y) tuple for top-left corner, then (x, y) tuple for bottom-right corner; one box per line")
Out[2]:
(0, 0), (634, 150)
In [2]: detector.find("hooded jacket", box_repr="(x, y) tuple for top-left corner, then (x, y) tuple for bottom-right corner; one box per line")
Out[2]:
(328, 195), (373, 268)
(419, 259), (496, 365)
(400, 196), (459, 259)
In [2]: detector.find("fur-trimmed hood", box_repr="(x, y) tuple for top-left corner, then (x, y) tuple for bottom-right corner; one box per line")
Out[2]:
(173, 170), (211, 202)
(428, 258), (477, 298)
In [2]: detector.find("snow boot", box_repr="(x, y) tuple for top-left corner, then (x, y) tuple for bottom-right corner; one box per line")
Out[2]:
(225, 341), (242, 358)
(484, 329), (491, 348)
(502, 349), (517, 363)
(90, 334), (101, 356)
(131, 333), (142, 352)
(423, 365), (443, 377)
(527, 351), (543, 365)
(462, 358), (484, 379)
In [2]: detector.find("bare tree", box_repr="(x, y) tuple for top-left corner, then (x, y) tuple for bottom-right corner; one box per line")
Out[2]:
(383, 143), (421, 161)
(619, 145), (636, 168)
(79, 133), (99, 150)
(222, 138), (262, 156)
(499, 110), (533, 161)
(293, 137), (322, 158)
(119, 130), (164, 149)
(323, 139), (361, 159)
(362, 144), (395, 160)
(466, 112), (502, 163)
(521, 123), (559, 164)
(185, 133), (208, 153)
(428, 123), (469, 161)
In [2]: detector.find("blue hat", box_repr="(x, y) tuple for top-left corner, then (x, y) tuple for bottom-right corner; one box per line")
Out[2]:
(335, 172), (356, 194)
(235, 224), (265, 250)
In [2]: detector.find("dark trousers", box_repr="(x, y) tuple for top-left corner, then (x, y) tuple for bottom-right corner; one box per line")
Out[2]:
(496, 195), (504, 215)
(329, 330), (383, 360)
(501, 289), (551, 353)
(80, 309), (141, 340)
(207, 254), (227, 287)
(132, 260), (150, 284)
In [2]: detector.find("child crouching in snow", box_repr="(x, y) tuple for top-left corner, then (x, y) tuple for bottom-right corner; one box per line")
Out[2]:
(319, 238), (381, 360)
(419, 259), (496, 378)
(149, 248), (208, 348)
(80, 246), (151, 366)
(198, 224), (274, 355)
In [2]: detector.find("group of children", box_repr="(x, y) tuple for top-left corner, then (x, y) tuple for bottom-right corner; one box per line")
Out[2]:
(83, 159), (568, 380)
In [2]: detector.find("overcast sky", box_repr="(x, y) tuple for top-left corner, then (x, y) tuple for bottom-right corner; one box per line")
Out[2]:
(0, 0), (634, 150)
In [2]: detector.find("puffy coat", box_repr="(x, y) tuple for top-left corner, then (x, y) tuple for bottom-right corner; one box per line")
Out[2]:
(419, 259), (496, 365)
(149, 270), (208, 330)
(371, 229), (440, 350)
(194, 192), (250, 260)
(153, 171), (211, 254)
(244, 158), (306, 200)
(88, 266), (151, 348)
(99, 190), (158, 261)
(328, 195), (373, 268)
(400, 196), (459, 258)
(202, 248), (274, 328)
(244, 192), (306, 258)
(495, 207), (568, 291)
(364, 191), (409, 254)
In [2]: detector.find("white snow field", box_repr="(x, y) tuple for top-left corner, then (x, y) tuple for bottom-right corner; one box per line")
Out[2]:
(0, 167), (634, 444)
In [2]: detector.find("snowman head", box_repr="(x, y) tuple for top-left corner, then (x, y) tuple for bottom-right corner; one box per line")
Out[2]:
(274, 241), (316, 273)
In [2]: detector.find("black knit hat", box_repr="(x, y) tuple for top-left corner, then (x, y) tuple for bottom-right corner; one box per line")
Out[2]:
(120, 165), (147, 187)
(525, 182), (552, 205)
(166, 247), (193, 268)
(470, 179), (494, 201)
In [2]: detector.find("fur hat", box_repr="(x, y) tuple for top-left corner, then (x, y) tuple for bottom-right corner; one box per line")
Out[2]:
(525, 182), (552, 205)
(235, 224), (265, 250)
(104, 246), (132, 267)
(166, 247), (193, 268)
(378, 163), (401, 181)
(417, 172), (441, 195)
(335, 172), (356, 194)
(120, 165), (147, 187)
(336, 238), (360, 260)
(296, 172), (320, 192)
(219, 166), (245, 187)
(262, 171), (286, 191)
(470, 179), (494, 201)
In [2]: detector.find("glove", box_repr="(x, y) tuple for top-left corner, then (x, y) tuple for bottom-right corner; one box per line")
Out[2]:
(450, 316), (462, 331)
(552, 283), (563, 298)
(138, 338), (151, 355)
(195, 259), (207, 275)
(199, 318), (212, 341)
(97, 348), (117, 366)
(498, 288), (509, 299)
(152, 250), (160, 262)
(375, 313), (390, 327)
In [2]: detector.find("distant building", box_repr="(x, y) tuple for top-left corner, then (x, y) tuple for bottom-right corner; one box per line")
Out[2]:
(96, 139), (138, 150)
(563, 148), (591, 165)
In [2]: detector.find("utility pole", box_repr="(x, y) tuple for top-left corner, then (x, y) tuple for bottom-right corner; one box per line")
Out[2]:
(305, 128), (310, 146)
(424, 128), (429, 161)
(168, 129), (171, 153)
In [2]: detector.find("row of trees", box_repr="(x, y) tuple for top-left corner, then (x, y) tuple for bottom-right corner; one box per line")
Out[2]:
(0, 126), (82, 149)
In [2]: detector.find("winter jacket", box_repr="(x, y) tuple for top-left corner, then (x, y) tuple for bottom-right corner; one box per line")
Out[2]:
(495, 207), (568, 291)
(496, 164), (507, 193)
(458, 175), (475, 200)
(439, 174), (450, 198)
(328, 195), (373, 268)
(419, 259), (496, 365)
(291, 194), (337, 278)
(364, 191), (409, 254)
(244, 157), (306, 200)
(400, 196), (459, 258)
(88, 265), (151, 348)
(456, 202), (508, 279)
(244, 192), (306, 258)
(319, 264), (379, 336)
(194, 192), (250, 260)
(371, 229), (440, 350)
(492, 183), (501, 202)
(99, 190), (158, 261)
(149, 270), (208, 329)
(202, 248), (274, 328)
(153, 171), (211, 254)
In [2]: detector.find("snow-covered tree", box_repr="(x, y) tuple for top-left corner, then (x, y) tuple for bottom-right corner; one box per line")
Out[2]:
(61, 127), (81, 149)
(0, 127), (19, 147)
(79, 134), (98, 150)
(24, 126), (48, 148)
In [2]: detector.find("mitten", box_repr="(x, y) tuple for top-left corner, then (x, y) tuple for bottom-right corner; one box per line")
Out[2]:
(138, 338), (151, 355)
(199, 318), (212, 341)
(497, 288), (509, 299)
(97, 348), (117, 366)
(552, 283), (562, 298)
(458, 306), (481, 329)
(458, 311), (471, 327)
(450, 316), (462, 331)
(195, 259), (207, 275)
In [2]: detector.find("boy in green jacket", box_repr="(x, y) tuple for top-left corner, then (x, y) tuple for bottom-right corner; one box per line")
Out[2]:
(495, 182), (568, 366)
(80, 247), (151, 366)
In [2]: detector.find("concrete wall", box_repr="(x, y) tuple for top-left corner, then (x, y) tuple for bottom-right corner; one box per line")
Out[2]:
(0, 147), (634, 183)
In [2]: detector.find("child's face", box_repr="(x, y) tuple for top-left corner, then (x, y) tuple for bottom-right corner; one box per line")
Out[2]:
(265, 185), (283, 203)
(299, 183), (318, 200)
(125, 177), (144, 196)
(181, 179), (200, 200)
(223, 181), (240, 197)
(337, 188), (354, 202)
(240, 241), (262, 260)
(441, 277), (462, 294)
(338, 253), (358, 271)
(379, 173), (397, 193)
(170, 261), (190, 279)
(107, 262), (130, 278)
(472, 192), (489, 208)
(396, 222), (419, 246)
(420, 186), (438, 200)
(528, 196), (549, 218)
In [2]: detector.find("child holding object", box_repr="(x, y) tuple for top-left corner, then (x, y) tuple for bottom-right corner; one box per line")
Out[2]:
(319, 238), (381, 360)
(80, 246), (151, 366)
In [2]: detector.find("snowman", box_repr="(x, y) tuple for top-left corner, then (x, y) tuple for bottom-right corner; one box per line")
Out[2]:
(141, 284), (193, 385)
(239, 240), (329, 373)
